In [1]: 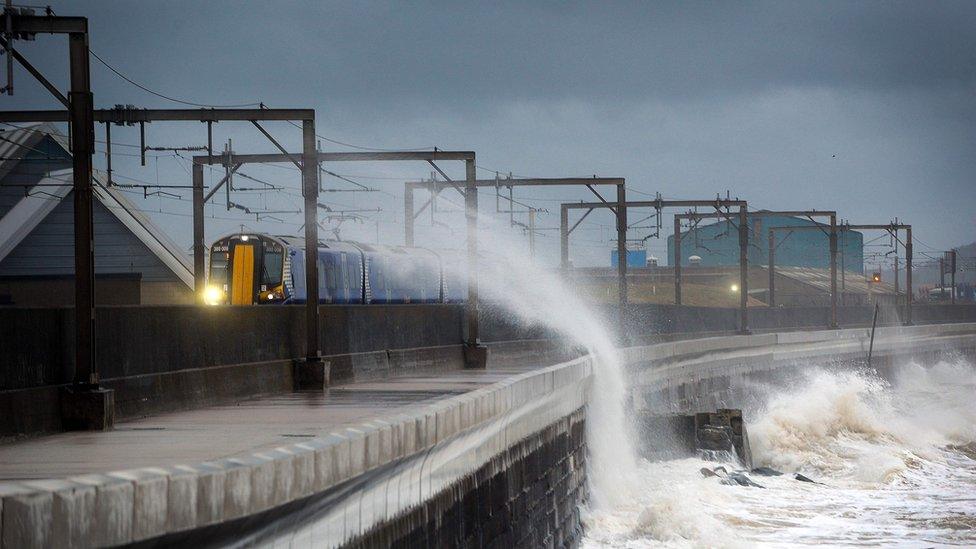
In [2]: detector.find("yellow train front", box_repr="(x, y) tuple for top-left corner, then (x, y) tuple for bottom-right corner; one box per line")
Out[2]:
(204, 233), (464, 305)
(205, 234), (287, 305)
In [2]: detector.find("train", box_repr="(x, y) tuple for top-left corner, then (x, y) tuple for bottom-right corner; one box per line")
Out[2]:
(204, 233), (467, 305)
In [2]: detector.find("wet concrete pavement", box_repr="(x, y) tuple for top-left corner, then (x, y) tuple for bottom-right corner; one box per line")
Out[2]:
(0, 365), (540, 480)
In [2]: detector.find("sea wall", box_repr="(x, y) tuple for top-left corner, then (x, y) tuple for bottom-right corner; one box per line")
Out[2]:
(5, 303), (975, 393)
(0, 357), (593, 548)
(622, 322), (976, 416)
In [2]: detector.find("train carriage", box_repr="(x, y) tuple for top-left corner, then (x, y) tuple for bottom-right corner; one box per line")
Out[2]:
(283, 237), (365, 304)
(358, 243), (442, 304)
(205, 233), (456, 306)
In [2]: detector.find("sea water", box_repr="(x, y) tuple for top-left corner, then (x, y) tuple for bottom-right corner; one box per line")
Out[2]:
(581, 359), (976, 548)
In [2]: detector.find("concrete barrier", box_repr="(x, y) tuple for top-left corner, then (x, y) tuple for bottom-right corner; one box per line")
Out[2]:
(0, 305), (466, 391)
(5, 303), (975, 393)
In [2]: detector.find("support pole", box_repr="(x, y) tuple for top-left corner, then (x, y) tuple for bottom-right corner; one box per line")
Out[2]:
(905, 226), (913, 325)
(560, 204), (569, 269)
(841, 230), (846, 297)
(829, 214), (838, 328)
(951, 251), (956, 305)
(463, 158), (487, 368)
(894, 256), (899, 295)
(528, 209), (536, 259)
(867, 302), (879, 367)
(465, 158), (479, 345)
(738, 206), (749, 334)
(768, 230), (775, 307)
(404, 184), (414, 246)
(616, 184), (628, 339)
(69, 30), (96, 387)
(60, 23), (114, 430)
(940, 257), (946, 301)
(674, 215), (682, 306)
(509, 185), (514, 227)
(139, 120), (146, 166)
(192, 163), (205, 302)
(104, 122), (112, 186)
(302, 120), (321, 363)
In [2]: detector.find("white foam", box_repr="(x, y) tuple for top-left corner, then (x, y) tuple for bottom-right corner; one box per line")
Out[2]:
(585, 359), (976, 547)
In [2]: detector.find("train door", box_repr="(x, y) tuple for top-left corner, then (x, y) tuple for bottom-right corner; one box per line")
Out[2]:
(231, 243), (256, 305)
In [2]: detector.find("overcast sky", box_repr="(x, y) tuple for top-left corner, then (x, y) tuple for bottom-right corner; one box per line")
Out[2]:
(5, 1), (975, 267)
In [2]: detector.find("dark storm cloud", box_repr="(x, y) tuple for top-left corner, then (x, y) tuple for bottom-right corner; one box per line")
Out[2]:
(241, 1), (976, 107)
(45, 1), (976, 110)
(6, 1), (976, 259)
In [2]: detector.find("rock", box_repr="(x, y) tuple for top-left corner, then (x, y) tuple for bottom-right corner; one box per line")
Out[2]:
(751, 467), (783, 476)
(699, 467), (718, 478)
(794, 473), (822, 484)
(722, 472), (765, 488)
(696, 426), (734, 453)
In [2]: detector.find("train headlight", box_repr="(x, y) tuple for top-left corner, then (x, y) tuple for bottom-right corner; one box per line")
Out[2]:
(203, 285), (224, 306)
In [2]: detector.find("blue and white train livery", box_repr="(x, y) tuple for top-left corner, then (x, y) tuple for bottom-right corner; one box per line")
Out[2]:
(205, 233), (465, 305)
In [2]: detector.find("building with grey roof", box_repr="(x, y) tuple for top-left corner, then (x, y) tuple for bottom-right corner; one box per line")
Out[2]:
(0, 124), (193, 306)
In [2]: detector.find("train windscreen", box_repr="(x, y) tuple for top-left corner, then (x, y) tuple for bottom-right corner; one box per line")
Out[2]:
(262, 247), (283, 287)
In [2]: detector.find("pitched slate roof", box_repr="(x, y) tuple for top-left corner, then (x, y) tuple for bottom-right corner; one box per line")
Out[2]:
(0, 124), (193, 287)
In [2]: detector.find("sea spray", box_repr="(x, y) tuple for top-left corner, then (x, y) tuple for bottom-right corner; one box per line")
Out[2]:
(421, 200), (641, 507)
(749, 359), (976, 482)
(748, 368), (894, 478)
(461, 217), (641, 507)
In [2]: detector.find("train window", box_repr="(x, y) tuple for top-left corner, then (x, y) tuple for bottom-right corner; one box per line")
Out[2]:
(371, 258), (386, 299)
(325, 256), (338, 293)
(317, 257), (327, 294)
(210, 250), (229, 286)
(371, 261), (381, 291)
(261, 247), (283, 286)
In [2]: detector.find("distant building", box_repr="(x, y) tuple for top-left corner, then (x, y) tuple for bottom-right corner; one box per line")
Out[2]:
(666, 214), (864, 273)
(610, 249), (647, 268)
(0, 124), (193, 306)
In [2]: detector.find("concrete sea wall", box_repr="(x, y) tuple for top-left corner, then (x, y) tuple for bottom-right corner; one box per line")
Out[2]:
(623, 322), (976, 416)
(5, 303), (974, 392)
(0, 357), (592, 548)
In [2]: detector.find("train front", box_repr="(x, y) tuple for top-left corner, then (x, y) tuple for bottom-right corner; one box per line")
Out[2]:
(205, 234), (287, 305)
